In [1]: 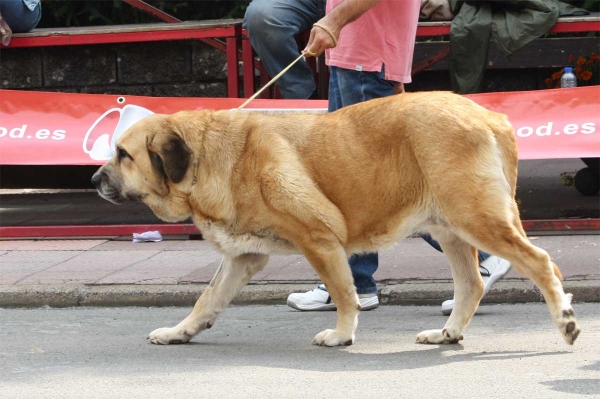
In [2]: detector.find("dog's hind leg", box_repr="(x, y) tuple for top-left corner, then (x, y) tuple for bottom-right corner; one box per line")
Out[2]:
(416, 227), (484, 344)
(148, 253), (269, 345)
(458, 204), (581, 345)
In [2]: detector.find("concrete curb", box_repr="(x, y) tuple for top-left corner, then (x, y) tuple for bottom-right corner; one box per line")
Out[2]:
(0, 279), (597, 308)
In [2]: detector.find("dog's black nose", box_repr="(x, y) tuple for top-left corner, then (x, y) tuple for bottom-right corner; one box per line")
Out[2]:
(91, 173), (102, 188)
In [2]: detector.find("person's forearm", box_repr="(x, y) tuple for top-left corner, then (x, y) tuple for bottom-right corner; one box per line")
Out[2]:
(325, 0), (382, 32)
(304, 0), (383, 57)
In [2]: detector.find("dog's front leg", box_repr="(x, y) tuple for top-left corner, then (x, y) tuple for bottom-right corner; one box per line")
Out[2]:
(298, 239), (359, 347)
(148, 253), (269, 345)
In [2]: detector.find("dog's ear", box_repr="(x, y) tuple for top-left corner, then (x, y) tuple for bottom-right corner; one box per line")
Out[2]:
(148, 131), (192, 184)
(149, 150), (166, 180)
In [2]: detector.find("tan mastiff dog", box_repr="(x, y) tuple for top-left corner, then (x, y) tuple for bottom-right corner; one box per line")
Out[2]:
(92, 92), (581, 347)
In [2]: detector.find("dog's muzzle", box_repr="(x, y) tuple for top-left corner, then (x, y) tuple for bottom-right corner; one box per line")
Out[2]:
(92, 170), (147, 204)
(91, 172), (103, 188)
(92, 170), (124, 204)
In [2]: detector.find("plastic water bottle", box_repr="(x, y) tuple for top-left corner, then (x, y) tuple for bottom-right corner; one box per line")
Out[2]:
(560, 67), (577, 88)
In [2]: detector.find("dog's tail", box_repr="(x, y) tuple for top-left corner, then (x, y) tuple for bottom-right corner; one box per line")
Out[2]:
(485, 113), (570, 278)
(490, 113), (519, 199)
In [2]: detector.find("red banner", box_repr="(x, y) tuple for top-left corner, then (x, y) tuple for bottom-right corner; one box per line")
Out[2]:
(0, 87), (598, 165)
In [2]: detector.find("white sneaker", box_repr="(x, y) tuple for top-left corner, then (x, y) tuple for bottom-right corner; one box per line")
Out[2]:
(441, 256), (511, 315)
(287, 285), (379, 311)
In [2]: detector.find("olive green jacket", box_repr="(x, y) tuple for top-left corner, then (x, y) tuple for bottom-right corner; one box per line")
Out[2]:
(448, 0), (588, 93)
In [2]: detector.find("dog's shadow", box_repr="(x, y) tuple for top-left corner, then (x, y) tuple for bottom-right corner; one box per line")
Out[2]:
(174, 335), (568, 373)
(250, 346), (564, 373)
(537, 361), (600, 395)
(147, 306), (571, 373)
(540, 379), (600, 396)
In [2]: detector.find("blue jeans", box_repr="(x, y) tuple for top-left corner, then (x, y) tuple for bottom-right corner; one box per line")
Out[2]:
(329, 66), (491, 294)
(420, 233), (490, 264)
(243, 0), (321, 99)
(0, 0), (42, 33)
(329, 66), (398, 294)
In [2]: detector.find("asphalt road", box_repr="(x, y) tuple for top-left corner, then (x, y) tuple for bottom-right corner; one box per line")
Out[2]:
(1, 304), (599, 398)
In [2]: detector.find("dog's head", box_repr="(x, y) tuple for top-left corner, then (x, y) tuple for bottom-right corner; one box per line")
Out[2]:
(91, 114), (196, 222)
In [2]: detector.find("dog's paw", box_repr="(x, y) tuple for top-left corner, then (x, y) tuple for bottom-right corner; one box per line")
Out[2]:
(147, 326), (192, 345)
(416, 329), (463, 345)
(312, 329), (354, 347)
(557, 306), (581, 345)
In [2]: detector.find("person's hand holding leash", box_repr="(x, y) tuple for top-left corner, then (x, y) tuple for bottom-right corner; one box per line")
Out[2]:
(303, 0), (382, 57)
(303, 19), (338, 57)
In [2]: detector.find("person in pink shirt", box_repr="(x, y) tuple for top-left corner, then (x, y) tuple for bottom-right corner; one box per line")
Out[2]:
(288, 0), (419, 312)
(316, 0), (417, 89)
(287, 0), (511, 315)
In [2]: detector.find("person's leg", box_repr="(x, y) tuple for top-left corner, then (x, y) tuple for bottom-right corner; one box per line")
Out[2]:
(422, 232), (490, 263)
(287, 66), (396, 311)
(420, 233), (443, 252)
(331, 66), (397, 299)
(425, 234), (511, 315)
(0, 0), (41, 33)
(348, 253), (378, 296)
(326, 65), (343, 112)
(320, 66), (510, 312)
(330, 66), (397, 109)
(243, 0), (319, 99)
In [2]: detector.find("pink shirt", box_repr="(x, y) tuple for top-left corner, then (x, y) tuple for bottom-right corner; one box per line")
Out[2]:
(326, 0), (420, 83)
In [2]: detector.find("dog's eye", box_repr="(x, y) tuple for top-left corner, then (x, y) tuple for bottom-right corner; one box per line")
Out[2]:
(117, 148), (131, 162)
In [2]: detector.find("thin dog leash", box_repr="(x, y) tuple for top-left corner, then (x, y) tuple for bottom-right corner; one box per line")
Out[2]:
(197, 51), (314, 182)
(236, 52), (309, 110)
(194, 25), (334, 182)
(236, 24), (336, 110)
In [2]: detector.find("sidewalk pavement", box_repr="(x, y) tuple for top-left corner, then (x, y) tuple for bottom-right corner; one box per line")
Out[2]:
(0, 235), (598, 308)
